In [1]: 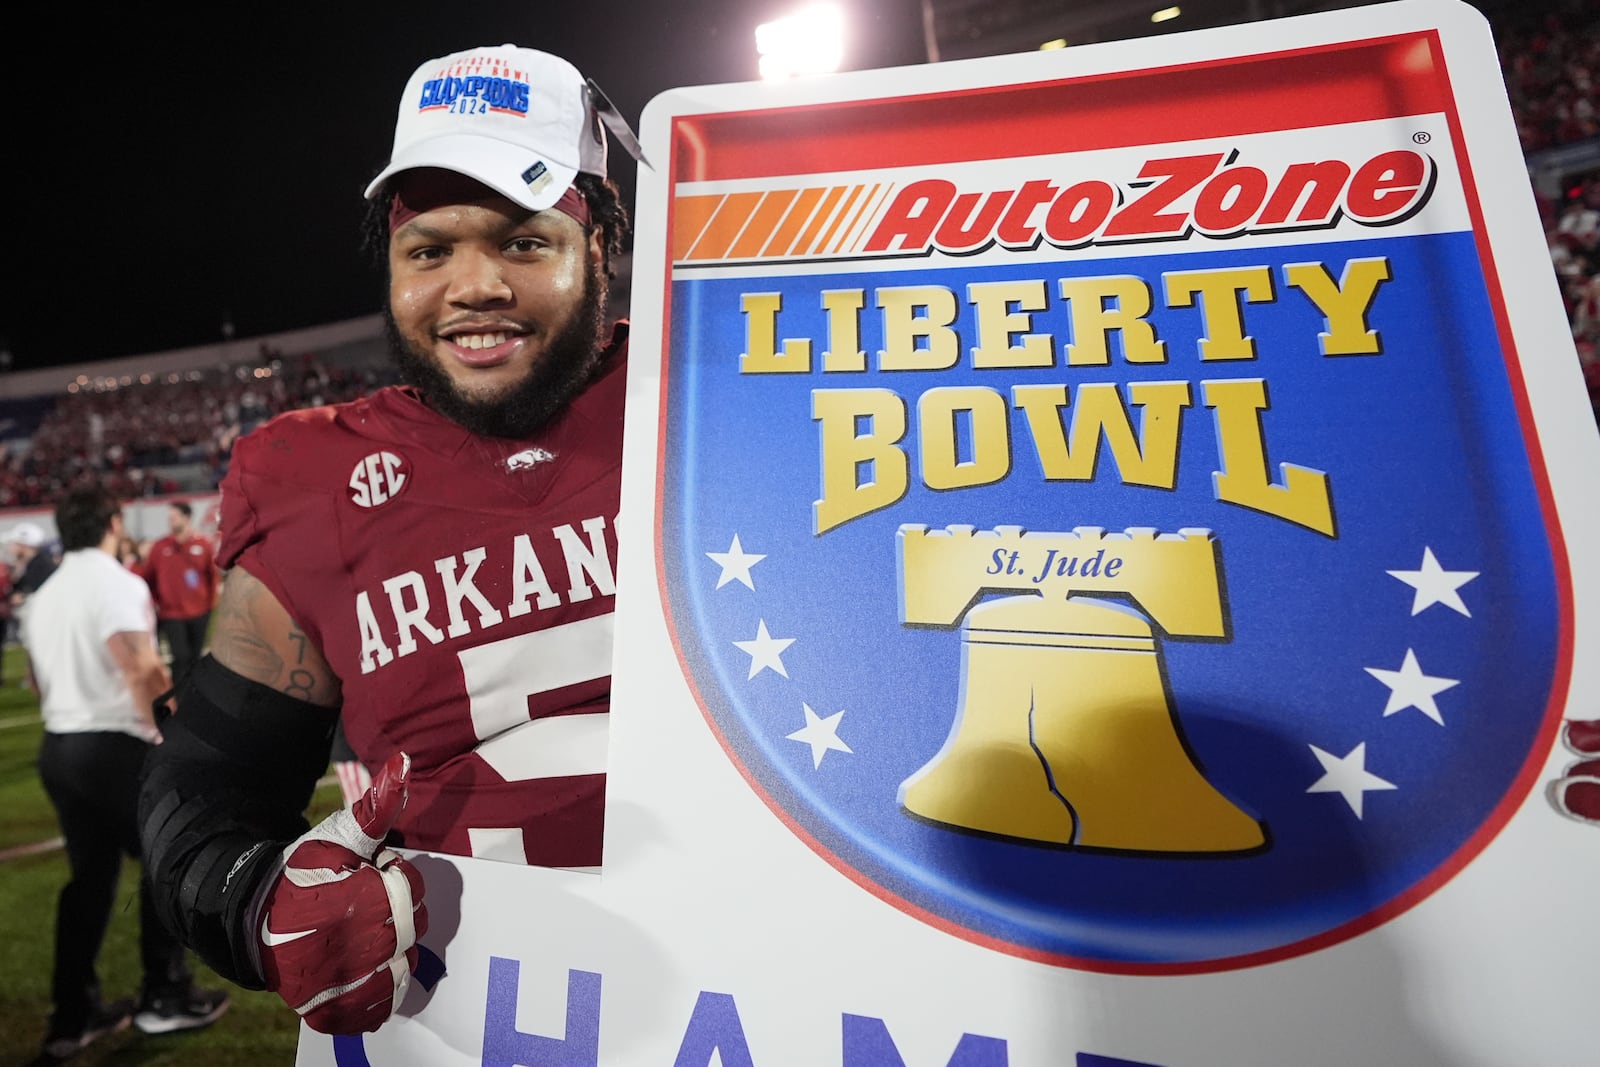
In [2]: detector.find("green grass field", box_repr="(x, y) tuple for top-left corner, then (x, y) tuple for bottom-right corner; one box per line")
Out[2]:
(0, 644), (345, 1066)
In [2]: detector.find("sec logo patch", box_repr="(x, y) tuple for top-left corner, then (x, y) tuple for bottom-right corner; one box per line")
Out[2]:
(349, 451), (410, 509)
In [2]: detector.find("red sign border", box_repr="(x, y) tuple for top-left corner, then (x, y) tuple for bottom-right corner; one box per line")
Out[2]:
(650, 28), (1574, 976)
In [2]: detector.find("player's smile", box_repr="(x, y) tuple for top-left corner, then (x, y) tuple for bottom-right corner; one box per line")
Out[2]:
(436, 321), (533, 368)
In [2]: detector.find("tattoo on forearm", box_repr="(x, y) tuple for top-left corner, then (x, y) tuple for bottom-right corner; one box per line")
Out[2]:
(213, 579), (287, 681)
(285, 669), (316, 701)
(218, 635), (287, 681)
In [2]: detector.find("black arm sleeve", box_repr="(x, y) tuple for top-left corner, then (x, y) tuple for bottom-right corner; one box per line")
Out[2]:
(138, 654), (337, 989)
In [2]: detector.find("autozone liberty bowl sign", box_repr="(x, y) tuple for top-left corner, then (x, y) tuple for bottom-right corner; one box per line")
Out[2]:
(654, 33), (1570, 974)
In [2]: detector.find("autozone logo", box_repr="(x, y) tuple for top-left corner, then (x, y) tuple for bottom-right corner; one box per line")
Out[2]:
(672, 148), (1437, 264)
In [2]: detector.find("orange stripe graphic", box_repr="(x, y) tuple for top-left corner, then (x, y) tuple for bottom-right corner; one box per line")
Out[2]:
(835, 183), (887, 253)
(762, 187), (828, 257)
(673, 182), (895, 263)
(687, 191), (765, 260)
(672, 195), (724, 261)
(793, 187), (847, 257)
(812, 184), (866, 255)
(728, 190), (800, 260)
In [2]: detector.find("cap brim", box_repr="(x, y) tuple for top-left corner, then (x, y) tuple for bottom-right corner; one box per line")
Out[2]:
(364, 133), (581, 213)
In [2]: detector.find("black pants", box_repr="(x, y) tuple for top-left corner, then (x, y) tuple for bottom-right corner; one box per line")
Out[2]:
(37, 731), (191, 1034)
(159, 614), (210, 693)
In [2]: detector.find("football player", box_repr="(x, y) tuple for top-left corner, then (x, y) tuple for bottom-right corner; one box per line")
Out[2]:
(138, 44), (638, 1034)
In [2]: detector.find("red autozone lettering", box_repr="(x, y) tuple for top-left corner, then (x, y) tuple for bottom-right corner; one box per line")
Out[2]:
(864, 149), (1436, 254)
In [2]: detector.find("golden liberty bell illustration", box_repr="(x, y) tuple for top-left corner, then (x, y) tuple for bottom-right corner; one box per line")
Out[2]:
(897, 525), (1264, 853)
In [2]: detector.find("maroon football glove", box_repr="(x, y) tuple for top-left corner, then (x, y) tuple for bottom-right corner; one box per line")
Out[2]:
(255, 752), (428, 1034)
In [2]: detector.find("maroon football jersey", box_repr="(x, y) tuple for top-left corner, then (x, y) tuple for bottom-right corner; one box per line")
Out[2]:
(218, 329), (626, 867)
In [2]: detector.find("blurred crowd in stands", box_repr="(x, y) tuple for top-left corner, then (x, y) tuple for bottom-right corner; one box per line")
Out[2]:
(0, 348), (398, 509)
(0, 1), (1594, 518)
(1502, 5), (1598, 152)
(1496, 0), (1600, 419)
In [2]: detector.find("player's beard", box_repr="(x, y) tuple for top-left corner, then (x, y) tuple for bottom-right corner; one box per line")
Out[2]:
(385, 258), (610, 439)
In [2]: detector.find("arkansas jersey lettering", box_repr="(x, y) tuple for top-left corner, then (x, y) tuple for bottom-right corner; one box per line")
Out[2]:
(354, 518), (617, 673)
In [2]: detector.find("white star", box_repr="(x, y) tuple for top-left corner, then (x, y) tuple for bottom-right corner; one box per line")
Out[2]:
(1307, 742), (1397, 818)
(1364, 649), (1459, 725)
(733, 619), (795, 679)
(787, 703), (853, 769)
(1387, 547), (1478, 617)
(706, 534), (766, 591)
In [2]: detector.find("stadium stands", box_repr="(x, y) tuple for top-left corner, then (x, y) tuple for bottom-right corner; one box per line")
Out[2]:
(0, 336), (399, 508)
(1495, 0), (1600, 419)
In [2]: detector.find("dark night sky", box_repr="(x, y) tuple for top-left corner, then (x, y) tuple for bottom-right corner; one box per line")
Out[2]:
(6, 1), (929, 372)
(6, 1), (1530, 373)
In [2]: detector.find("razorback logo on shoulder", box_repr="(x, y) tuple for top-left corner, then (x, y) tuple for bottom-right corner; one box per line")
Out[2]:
(506, 447), (556, 472)
(349, 451), (410, 509)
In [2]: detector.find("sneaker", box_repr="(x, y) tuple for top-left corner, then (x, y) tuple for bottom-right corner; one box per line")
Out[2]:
(132, 987), (231, 1035)
(36, 997), (134, 1063)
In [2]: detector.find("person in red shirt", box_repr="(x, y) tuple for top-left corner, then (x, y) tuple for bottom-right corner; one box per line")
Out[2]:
(139, 502), (218, 690)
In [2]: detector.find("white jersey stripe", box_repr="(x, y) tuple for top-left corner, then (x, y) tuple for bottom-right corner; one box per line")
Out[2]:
(473, 711), (610, 781)
(459, 613), (614, 742)
(467, 827), (529, 864)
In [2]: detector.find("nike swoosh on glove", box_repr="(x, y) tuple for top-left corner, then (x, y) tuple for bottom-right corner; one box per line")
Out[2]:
(255, 751), (428, 1034)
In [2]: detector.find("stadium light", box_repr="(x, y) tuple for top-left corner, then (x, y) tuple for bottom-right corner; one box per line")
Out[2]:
(1151, 6), (1181, 22)
(756, 4), (845, 81)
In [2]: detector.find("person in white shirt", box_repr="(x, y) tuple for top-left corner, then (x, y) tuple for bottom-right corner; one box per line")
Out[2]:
(20, 486), (228, 1063)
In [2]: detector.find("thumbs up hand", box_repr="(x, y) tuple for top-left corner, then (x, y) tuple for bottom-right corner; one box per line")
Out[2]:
(255, 752), (428, 1034)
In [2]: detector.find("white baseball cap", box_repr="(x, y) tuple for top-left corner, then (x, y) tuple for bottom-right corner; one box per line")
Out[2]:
(364, 45), (607, 213)
(8, 522), (45, 548)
